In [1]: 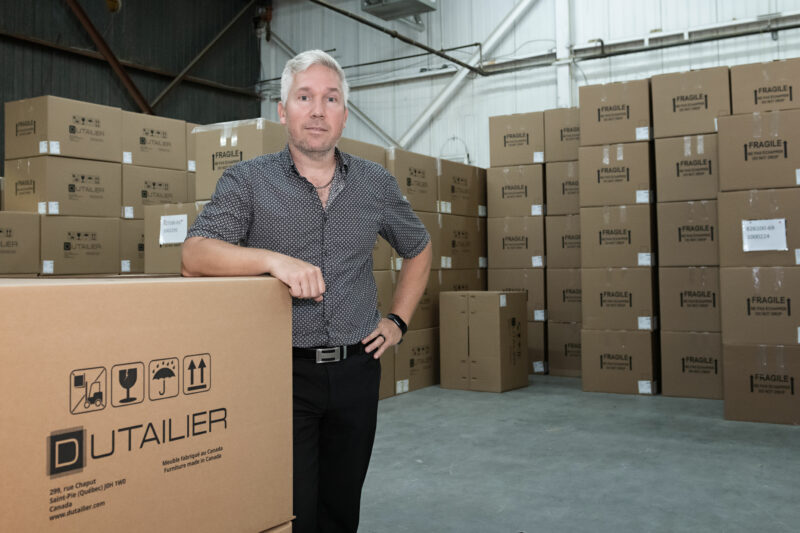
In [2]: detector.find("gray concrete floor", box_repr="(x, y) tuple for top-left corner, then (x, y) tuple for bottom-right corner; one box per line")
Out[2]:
(360, 375), (800, 533)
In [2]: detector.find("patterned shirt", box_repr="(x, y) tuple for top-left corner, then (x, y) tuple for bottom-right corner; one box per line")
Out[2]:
(186, 146), (430, 347)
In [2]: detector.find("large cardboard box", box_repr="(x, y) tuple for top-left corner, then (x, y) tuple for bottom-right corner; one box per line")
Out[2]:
(657, 200), (718, 267)
(581, 267), (657, 331)
(386, 147), (438, 213)
(265, 522), (293, 533)
(406, 212), (441, 271)
(437, 159), (486, 217)
(488, 112), (545, 167)
(439, 291), (528, 392)
(405, 271), (439, 330)
(379, 351), (395, 400)
(720, 266), (800, 346)
(581, 329), (658, 395)
(578, 142), (653, 207)
(730, 58), (800, 114)
(438, 268), (486, 292)
(548, 321), (582, 377)
(4, 95), (122, 162)
(487, 216), (545, 269)
(718, 188), (800, 267)
(544, 107), (580, 162)
(486, 164), (544, 218)
(650, 67), (731, 138)
(194, 118), (286, 200)
(119, 219), (145, 274)
(394, 328), (440, 394)
(0, 276), (293, 531)
(0, 211), (39, 274)
(143, 202), (207, 274)
(579, 79), (651, 146)
(545, 214), (581, 268)
(661, 331), (722, 399)
(718, 109), (800, 191)
(372, 236), (394, 272)
(122, 166), (189, 220)
(374, 270), (395, 318)
(545, 161), (579, 215)
(546, 268), (581, 323)
(659, 267), (720, 332)
(580, 205), (655, 268)
(186, 122), (198, 172)
(528, 321), (547, 374)
(487, 268), (547, 322)
(338, 137), (386, 167)
(440, 214), (486, 270)
(0, 175), (4, 210)
(40, 216), (119, 275)
(122, 111), (186, 170)
(654, 134), (719, 202)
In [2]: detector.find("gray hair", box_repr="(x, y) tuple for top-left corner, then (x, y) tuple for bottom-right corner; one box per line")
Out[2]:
(280, 50), (349, 108)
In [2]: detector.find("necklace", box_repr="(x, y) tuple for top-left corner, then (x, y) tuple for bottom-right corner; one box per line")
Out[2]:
(314, 176), (334, 190)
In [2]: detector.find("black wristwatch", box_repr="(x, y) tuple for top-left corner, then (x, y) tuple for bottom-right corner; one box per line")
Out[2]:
(386, 313), (408, 343)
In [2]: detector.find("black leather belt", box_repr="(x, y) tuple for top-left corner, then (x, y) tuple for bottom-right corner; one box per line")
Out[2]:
(292, 343), (364, 363)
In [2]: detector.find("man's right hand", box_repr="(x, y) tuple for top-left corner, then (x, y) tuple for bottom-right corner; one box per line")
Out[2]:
(267, 252), (326, 302)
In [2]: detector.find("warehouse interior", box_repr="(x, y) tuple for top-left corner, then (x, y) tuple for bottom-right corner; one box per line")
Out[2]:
(2, 1), (800, 532)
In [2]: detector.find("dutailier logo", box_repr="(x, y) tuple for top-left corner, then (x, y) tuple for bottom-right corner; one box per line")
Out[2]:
(49, 429), (85, 477)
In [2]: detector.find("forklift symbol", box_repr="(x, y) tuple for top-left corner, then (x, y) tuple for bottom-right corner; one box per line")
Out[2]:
(70, 367), (107, 414)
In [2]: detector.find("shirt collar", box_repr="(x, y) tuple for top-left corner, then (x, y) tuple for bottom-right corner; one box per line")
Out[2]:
(280, 144), (350, 180)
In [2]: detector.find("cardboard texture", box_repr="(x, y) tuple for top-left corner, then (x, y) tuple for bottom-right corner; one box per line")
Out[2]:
(406, 271), (439, 330)
(410, 212), (441, 271)
(0, 277), (293, 532)
(437, 159), (487, 217)
(119, 219), (145, 274)
(578, 142), (654, 207)
(487, 216), (545, 269)
(144, 202), (207, 274)
(730, 58), (800, 114)
(4, 157), (122, 217)
(386, 147), (438, 213)
(657, 200), (718, 267)
(720, 266), (800, 346)
(718, 188), (800, 267)
(487, 268), (547, 322)
(658, 267), (720, 332)
(718, 109), (800, 191)
(580, 205), (655, 268)
(723, 343), (800, 425)
(0, 211), (39, 274)
(661, 331), (722, 399)
(548, 322), (582, 377)
(545, 161), (579, 215)
(545, 215), (581, 268)
(264, 522), (293, 533)
(394, 328), (440, 394)
(338, 137), (386, 167)
(121, 111), (187, 170)
(439, 291), (528, 392)
(489, 112), (545, 167)
(579, 79), (651, 146)
(379, 351), (395, 400)
(4, 95), (122, 162)
(122, 166), (188, 220)
(438, 269), (486, 292)
(544, 107), (580, 162)
(440, 214), (486, 270)
(654, 134), (719, 202)
(186, 122), (198, 172)
(581, 329), (659, 395)
(40, 216), (119, 275)
(486, 164), (544, 218)
(546, 268), (582, 323)
(187, 173), (197, 202)
(650, 67), (731, 138)
(374, 270), (395, 318)
(581, 268), (657, 331)
(372, 236), (394, 272)
(528, 321), (547, 374)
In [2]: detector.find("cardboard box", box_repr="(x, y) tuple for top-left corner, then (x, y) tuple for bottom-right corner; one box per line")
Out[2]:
(581, 268), (657, 331)
(440, 214), (486, 270)
(194, 118), (286, 200)
(720, 266), (800, 346)
(486, 164), (544, 218)
(723, 343), (800, 425)
(661, 331), (722, 399)
(546, 268), (581, 323)
(545, 215), (581, 269)
(437, 159), (486, 217)
(528, 321), (547, 374)
(379, 351), (395, 400)
(372, 236), (394, 271)
(730, 58), (800, 114)
(544, 107), (580, 162)
(4, 157), (121, 217)
(654, 134), (719, 202)
(40, 216), (119, 275)
(651, 67), (731, 138)
(578, 142), (653, 207)
(579, 79), (651, 146)
(0, 211), (39, 274)
(374, 270), (395, 318)
(0, 276), (293, 531)
(144, 202), (207, 274)
(404, 212), (441, 271)
(438, 269), (486, 292)
(548, 321), (582, 377)
(439, 291), (528, 392)
(386, 147), (438, 213)
(581, 329), (658, 395)
(120, 219), (145, 274)
(122, 111), (186, 170)
(718, 109), (800, 191)
(4, 95), (122, 162)
(264, 522), (293, 533)
(718, 188), (800, 267)
(659, 267), (720, 332)
(487, 268), (547, 322)
(545, 161), (579, 215)
(406, 271), (439, 330)
(186, 122), (198, 171)
(187, 173), (197, 202)
(394, 328), (440, 394)
(657, 200), (718, 267)
(580, 205), (655, 268)
(122, 166), (189, 220)
(488, 112), (545, 167)
(338, 137), (386, 167)
(1, 176), (4, 210)
(487, 216), (545, 269)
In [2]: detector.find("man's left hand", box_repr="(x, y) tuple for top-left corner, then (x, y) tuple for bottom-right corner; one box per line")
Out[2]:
(361, 318), (403, 359)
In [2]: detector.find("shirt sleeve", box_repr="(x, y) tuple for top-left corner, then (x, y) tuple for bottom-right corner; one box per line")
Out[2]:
(186, 164), (253, 244)
(379, 172), (430, 259)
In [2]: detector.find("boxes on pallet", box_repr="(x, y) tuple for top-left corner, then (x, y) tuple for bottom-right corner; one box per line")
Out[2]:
(438, 268), (486, 291)
(338, 137), (386, 167)
(578, 142), (653, 207)
(544, 107), (580, 162)
(0, 211), (39, 274)
(548, 322), (582, 377)
(661, 331), (722, 400)
(650, 66), (730, 138)
(121, 166), (188, 220)
(379, 351), (395, 400)
(657, 200), (718, 266)
(121, 111), (186, 170)
(545, 161), (579, 215)
(579, 79), (651, 146)
(528, 321), (547, 374)
(437, 159), (486, 217)
(487, 268), (547, 322)
(386, 147), (438, 213)
(546, 268), (582, 323)
(394, 328), (440, 395)
(581, 329), (658, 395)
(581, 267), (658, 331)
(487, 216), (545, 269)
(119, 219), (145, 274)
(580, 205), (655, 268)
(730, 57), (800, 114)
(439, 214), (486, 270)
(486, 164), (544, 217)
(488, 112), (545, 167)
(658, 267), (720, 332)
(40, 216), (119, 275)
(545, 214), (581, 268)
(654, 134), (718, 202)
(143, 202), (207, 274)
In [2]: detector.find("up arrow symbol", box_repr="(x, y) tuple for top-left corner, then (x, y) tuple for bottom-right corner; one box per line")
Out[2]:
(188, 360), (196, 385)
(198, 359), (206, 383)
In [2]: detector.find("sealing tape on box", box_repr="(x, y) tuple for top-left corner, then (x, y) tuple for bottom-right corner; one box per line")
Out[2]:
(638, 253), (652, 266)
(532, 256), (544, 268)
(533, 152), (544, 163)
(638, 380), (653, 395)
(636, 190), (651, 204)
(188, 160), (196, 172)
(499, 294), (507, 308)
(120, 260), (131, 273)
(123, 151), (132, 164)
(697, 135), (705, 155)
(638, 316), (653, 330)
(219, 133), (227, 147)
(49, 141), (60, 155)
(635, 127), (650, 141)
(478, 205), (487, 217)
(230, 134), (238, 147)
(714, 117), (718, 131)
(534, 310), (546, 321)
(256, 118), (264, 130)
(42, 260), (54, 275)
(48, 201), (59, 215)
(797, 327), (800, 344)
(531, 205), (543, 216)
(38, 202), (47, 215)
(684, 136), (692, 157)
(533, 361), (545, 373)
(617, 144), (624, 161)
(602, 146), (610, 165)
(39, 141), (48, 154)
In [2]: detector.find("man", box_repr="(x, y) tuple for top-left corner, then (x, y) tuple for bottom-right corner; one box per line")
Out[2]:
(181, 50), (432, 532)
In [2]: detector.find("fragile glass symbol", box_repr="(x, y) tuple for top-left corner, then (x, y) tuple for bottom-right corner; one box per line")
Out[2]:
(118, 368), (138, 403)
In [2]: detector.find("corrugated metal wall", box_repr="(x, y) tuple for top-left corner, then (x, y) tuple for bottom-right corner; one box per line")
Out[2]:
(260, 0), (800, 168)
(0, 0), (262, 165)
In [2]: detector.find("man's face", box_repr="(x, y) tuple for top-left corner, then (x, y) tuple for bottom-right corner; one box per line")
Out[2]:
(278, 64), (348, 158)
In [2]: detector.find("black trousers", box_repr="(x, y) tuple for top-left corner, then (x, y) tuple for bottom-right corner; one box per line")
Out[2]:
(292, 349), (381, 533)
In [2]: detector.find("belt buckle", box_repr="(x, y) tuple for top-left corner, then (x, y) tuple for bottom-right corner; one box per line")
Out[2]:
(316, 346), (342, 363)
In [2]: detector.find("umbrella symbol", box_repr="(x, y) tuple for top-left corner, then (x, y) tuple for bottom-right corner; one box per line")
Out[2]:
(152, 366), (176, 395)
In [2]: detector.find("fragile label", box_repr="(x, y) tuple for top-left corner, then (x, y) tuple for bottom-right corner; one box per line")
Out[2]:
(532, 256), (544, 267)
(742, 218), (788, 252)
(635, 127), (650, 141)
(534, 310), (546, 321)
(159, 214), (188, 246)
(637, 253), (652, 266)
(42, 260), (54, 274)
(638, 316), (653, 330)
(120, 260), (131, 273)
(48, 201), (60, 215)
(531, 204), (543, 216)
(123, 152), (133, 164)
(638, 380), (653, 395)
(635, 190), (651, 204)
(533, 152), (544, 163)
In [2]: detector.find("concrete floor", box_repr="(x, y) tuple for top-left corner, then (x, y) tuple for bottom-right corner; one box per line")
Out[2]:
(360, 375), (800, 533)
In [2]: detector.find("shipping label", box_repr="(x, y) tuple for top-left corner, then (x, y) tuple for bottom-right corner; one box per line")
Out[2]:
(741, 218), (788, 252)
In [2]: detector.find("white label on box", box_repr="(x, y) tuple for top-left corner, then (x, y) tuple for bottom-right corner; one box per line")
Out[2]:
(49, 141), (61, 154)
(37, 202), (47, 214)
(479, 257), (487, 268)
(499, 294), (507, 308)
(533, 361), (545, 373)
(797, 327), (800, 344)
(438, 201), (451, 213)
(636, 190), (651, 204)
(796, 169), (800, 185)
(532, 256), (544, 268)
(48, 201), (59, 214)
(121, 260), (131, 273)
(188, 160), (196, 172)
(478, 205), (487, 217)
(796, 249), (800, 265)
(638, 316), (653, 330)
(531, 204), (543, 216)
(635, 127), (650, 140)
(230, 134), (238, 147)
(638, 380), (653, 395)
(123, 151), (132, 164)
(533, 152), (544, 163)
(442, 256), (452, 269)
(714, 117), (718, 131)
(638, 253), (652, 266)
(396, 379), (409, 394)
(219, 134), (227, 147)
(403, 195), (408, 201)
(395, 257), (403, 271)
(39, 140), (48, 153)
(742, 218), (788, 252)
(42, 260), (54, 274)
(534, 310), (546, 321)
(159, 214), (188, 245)
(123, 206), (134, 219)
